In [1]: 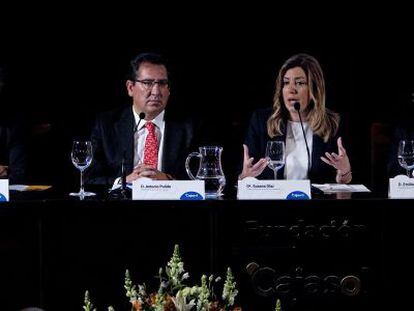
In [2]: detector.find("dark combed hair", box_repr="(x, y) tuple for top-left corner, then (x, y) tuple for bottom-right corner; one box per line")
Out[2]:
(128, 52), (169, 81)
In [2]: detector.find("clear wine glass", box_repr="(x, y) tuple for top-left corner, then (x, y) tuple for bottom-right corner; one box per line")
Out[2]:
(70, 140), (96, 197)
(265, 141), (285, 179)
(398, 140), (414, 178)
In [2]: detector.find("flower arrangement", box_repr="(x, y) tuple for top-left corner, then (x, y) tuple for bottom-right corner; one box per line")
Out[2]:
(83, 245), (242, 311)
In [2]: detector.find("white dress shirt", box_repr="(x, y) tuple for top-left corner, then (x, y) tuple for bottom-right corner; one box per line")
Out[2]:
(113, 108), (166, 187)
(284, 120), (313, 180)
(132, 107), (166, 171)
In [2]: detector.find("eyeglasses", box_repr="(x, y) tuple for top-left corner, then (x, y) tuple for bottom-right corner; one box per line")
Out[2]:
(134, 79), (169, 90)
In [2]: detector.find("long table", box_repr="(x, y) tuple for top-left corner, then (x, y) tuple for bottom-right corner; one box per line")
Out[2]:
(0, 194), (412, 310)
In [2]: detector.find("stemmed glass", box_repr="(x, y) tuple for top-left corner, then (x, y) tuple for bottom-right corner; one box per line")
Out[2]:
(398, 140), (414, 178)
(266, 141), (286, 180)
(70, 140), (96, 197)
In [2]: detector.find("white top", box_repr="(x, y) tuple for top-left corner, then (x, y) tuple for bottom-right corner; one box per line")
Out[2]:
(132, 107), (166, 171)
(284, 120), (313, 180)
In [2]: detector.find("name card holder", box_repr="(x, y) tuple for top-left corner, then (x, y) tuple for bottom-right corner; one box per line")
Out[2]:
(389, 175), (414, 199)
(237, 177), (311, 200)
(0, 179), (9, 202)
(132, 178), (205, 200)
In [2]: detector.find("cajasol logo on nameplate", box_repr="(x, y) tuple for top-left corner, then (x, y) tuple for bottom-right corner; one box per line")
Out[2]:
(0, 179), (9, 202)
(389, 175), (414, 198)
(237, 177), (311, 200)
(132, 178), (205, 200)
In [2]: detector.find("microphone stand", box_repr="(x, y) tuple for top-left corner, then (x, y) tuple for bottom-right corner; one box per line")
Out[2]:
(108, 152), (131, 200)
(294, 102), (323, 195)
(294, 102), (311, 176)
(120, 155), (129, 199)
(108, 112), (146, 200)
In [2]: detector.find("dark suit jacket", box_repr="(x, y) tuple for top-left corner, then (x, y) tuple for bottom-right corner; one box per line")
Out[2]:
(0, 123), (26, 184)
(87, 105), (195, 186)
(387, 123), (414, 177)
(244, 108), (343, 183)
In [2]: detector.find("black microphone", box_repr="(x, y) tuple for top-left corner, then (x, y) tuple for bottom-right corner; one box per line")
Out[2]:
(109, 112), (146, 200)
(122, 112), (146, 190)
(294, 102), (311, 176)
(134, 112), (146, 133)
(121, 152), (127, 192)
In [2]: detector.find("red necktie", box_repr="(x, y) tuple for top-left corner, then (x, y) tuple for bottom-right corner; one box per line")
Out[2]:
(143, 121), (158, 169)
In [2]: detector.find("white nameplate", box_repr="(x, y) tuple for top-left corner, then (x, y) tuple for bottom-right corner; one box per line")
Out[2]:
(389, 175), (414, 199)
(237, 177), (311, 200)
(0, 179), (9, 202)
(132, 178), (205, 200)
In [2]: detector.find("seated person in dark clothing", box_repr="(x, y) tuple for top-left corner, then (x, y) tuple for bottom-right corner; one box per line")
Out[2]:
(0, 67), (26, 184)
(240, 53), (352, 184)
(88, 52), (195, 187)
(0, 124), (26, 184)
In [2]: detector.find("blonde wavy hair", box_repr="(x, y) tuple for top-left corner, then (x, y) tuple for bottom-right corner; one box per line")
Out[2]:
(267, 54), (340, 142)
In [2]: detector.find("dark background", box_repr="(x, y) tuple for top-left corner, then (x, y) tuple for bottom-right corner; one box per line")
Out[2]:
(0, 8), (413, 190)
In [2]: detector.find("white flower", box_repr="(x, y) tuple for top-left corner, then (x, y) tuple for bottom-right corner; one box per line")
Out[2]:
(182, 272), (190, 280)
(222, 268), (238, 307)
(172, 290), (196, 311)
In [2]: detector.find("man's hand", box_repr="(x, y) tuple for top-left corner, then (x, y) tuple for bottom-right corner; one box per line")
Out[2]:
(126, 164), (172, 182)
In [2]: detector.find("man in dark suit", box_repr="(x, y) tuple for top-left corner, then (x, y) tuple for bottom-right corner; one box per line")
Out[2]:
(88, 53), (194, 186)
(0, 66), (27, 184)
(0, 122), (27, 184)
